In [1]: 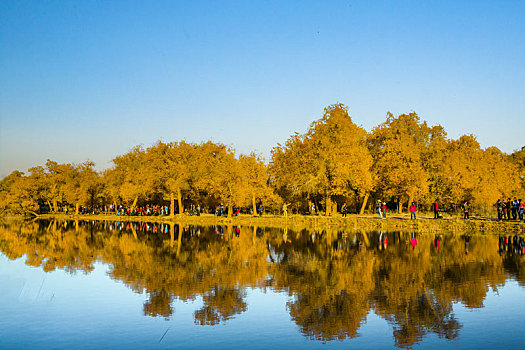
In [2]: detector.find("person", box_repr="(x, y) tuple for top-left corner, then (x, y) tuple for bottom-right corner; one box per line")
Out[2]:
(377, 200), (382, 218)
(519, 199), (524, 221)
(512, 198), (518, 220)
(463, 201), (469, 220)
(310, 203), (316, 215)
(382, 202), (387, 218)
(507, 198), (512, 221)
(341, 202), (347, 218)
(432, 199), (439, 219)
(283, 203), (290, 217)
(502, 199), (508, 220)
(410, 202), (417, 220)
(496, 199), (502, 220)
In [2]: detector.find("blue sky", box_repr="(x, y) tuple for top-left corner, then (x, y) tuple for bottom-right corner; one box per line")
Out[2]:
(1, 0), (524, 177)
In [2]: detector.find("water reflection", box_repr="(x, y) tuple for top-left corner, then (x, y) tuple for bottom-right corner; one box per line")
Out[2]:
(0, 220), (524, 348)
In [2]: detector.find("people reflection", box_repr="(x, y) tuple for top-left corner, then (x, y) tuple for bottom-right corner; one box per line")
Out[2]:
(464, 235), (470, 254)
(379, 232), (387, 251)
(410, 232), (418, 249)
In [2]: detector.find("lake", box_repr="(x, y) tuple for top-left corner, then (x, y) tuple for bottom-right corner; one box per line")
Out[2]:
(0, 220), (524, 349)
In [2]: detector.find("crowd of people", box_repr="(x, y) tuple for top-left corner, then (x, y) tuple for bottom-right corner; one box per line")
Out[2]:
(56, 197), (525, 223)
(104, 204), (172, 216)
(71, 203), (266, 217)
(496, 199), (524, 221)
(372, 198), (525, 222)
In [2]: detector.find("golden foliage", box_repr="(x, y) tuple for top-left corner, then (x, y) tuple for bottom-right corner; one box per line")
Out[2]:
(1, 104), (524, 215)
(270, 103), (373, 214)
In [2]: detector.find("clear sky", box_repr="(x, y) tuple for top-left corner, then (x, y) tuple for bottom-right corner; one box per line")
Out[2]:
(1, 0), (524, 177)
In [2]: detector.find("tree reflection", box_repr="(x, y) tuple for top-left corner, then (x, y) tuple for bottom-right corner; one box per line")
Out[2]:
(194, 285), (247, 325)
(144, 289), (174, 318)
(0, 220), (523, 347)
(287, 291), (368, 341)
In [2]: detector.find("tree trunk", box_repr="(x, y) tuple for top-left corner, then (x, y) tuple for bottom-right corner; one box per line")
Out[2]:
(131, 196), (138, 213)
(177, 187), (183, 215)
(47, 200), (53, 213)
(252, 193), (257, 217)
(325, 195), (332, 216)
(407, 192), (414, 214)
(359, 193), (369, 215)
(75, 203), (79, 215)
(397, 197), (402, 214)
(170, 192), (175, 217)
(52, 199), (57, 213)
(227, 184), (233, 218)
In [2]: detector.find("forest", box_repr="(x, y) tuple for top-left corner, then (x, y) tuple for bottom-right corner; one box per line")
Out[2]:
(1, 104), (524, 217)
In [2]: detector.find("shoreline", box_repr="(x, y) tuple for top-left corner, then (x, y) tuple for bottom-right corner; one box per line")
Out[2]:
(7, 213), (524, 234)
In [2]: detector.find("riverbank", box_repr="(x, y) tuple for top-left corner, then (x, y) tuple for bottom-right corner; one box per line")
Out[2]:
(21, 212), (525, 234)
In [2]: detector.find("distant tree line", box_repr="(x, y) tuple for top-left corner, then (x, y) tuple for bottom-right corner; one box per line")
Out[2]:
(1, 103), (524, 216)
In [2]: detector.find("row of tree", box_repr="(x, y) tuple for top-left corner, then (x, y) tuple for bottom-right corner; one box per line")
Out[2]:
(1, 103), (524, 216)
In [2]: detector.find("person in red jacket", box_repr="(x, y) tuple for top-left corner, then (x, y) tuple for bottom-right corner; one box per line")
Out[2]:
(410, 202), (417, 220)
(432, 200), (439, 219)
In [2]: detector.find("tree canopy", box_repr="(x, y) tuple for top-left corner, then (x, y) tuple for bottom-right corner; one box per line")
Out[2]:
(1, 103), (523, 216)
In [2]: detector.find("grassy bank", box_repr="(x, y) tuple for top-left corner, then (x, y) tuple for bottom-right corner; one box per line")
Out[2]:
(29, 213), (525, 234)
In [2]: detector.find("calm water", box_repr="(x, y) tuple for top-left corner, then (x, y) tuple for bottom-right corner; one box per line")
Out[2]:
(1, 220), (524, 349)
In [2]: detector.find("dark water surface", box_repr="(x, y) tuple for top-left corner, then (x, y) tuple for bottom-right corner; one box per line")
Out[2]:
(1, 220), (524, 349)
